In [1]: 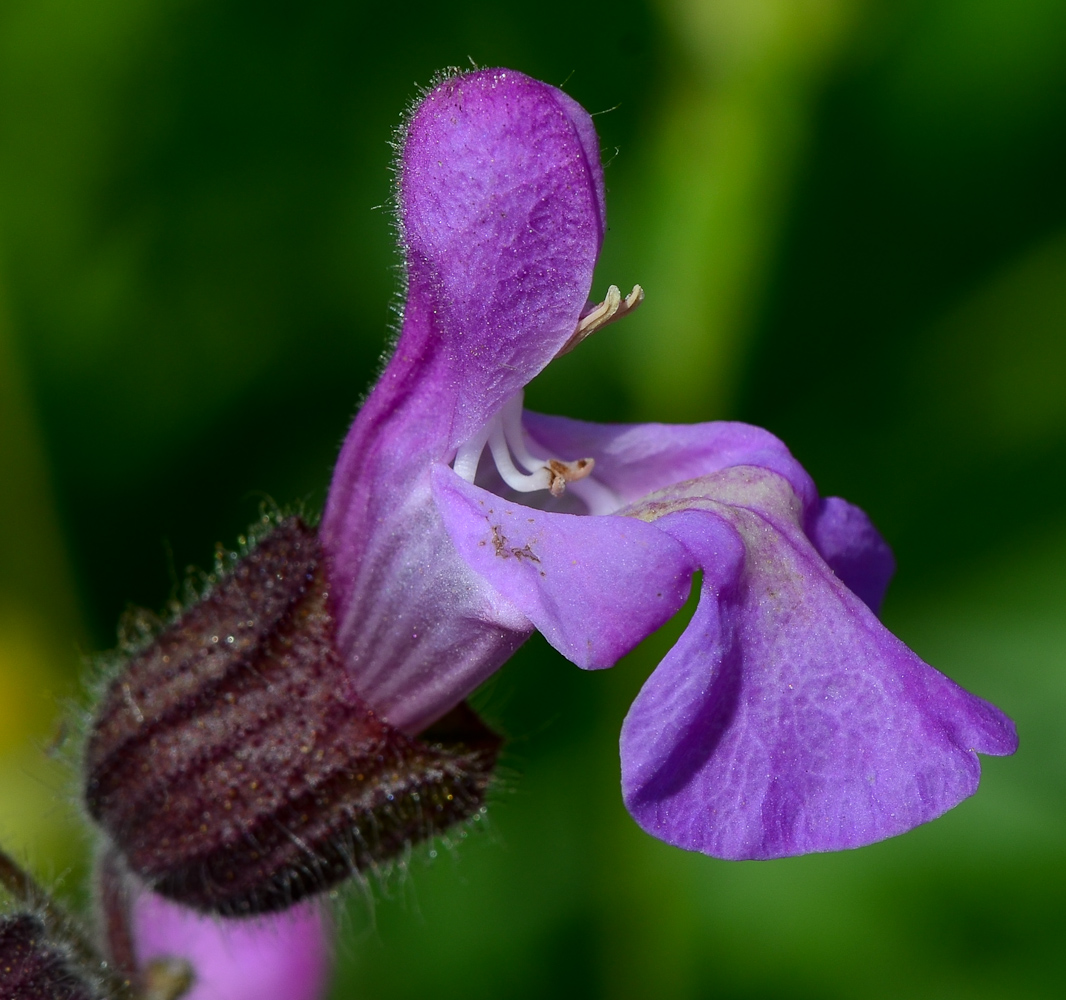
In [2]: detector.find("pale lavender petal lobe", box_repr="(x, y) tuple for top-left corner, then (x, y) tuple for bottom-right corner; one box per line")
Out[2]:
(432, 465), (696, 668)
(132, 893), (330, 1000)
(809, 496), (896, 614)
(620, 468), (1017, 860)
(523, 414), (819, 513)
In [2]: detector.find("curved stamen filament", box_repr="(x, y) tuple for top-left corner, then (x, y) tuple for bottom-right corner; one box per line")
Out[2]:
(453, 423), (491, 481)
(488, 421), (553, 493)
(452, 391), (596, 499)
(499, 393), (546, 473)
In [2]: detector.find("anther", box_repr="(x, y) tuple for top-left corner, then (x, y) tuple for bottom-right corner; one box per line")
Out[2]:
(546, 458), (594, 497)
(556, 283), (644, 357)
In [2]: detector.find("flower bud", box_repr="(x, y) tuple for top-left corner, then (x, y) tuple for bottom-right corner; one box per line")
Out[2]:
(0, 914), (102, 1000)
(85, 516), (501, 915)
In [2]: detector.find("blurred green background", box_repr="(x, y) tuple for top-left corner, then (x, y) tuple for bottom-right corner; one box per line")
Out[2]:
(2, 0), (1065, 997)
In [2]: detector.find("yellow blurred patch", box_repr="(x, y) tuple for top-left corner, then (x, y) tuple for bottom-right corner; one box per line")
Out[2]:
(0, 606), (59, 753)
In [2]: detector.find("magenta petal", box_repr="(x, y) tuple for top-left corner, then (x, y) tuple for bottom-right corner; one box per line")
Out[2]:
(809, 496), (897, 613)
(432, 465), (696, 669)
(132, 892), (331, 1000)
(620, 470), (1018, 860)
(523, 414), (819, 513)
(402, 69), (606, 448)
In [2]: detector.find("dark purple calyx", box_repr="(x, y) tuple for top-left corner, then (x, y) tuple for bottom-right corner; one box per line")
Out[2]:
(84, 517), (501, 916)
(0, 914), (101, 1000)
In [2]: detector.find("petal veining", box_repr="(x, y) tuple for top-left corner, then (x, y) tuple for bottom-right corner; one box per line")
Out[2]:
(620, 471), (1018, 859)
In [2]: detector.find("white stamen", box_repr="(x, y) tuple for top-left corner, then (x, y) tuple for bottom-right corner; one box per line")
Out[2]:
(499, 391), (595, 496)
(451, 389), (600, 499)
(499, 392), (547, 473)
(488, 421), (553, 493)
(453, 422), (491, 482)
(450, 279), (645, 503)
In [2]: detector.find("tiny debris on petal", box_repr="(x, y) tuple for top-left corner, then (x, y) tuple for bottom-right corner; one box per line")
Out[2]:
(140, 958), (194, 1000)
(85, 517), (501, 915)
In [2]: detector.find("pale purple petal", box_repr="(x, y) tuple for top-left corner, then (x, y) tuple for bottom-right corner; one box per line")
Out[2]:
(432, 465), (696, 668)
(809, 496), (896, 614)
(620, 468), (1018, 860)
(523, 413), (819, 513)
(322, 470), (531, 734)
(132, 893), (331, 1000)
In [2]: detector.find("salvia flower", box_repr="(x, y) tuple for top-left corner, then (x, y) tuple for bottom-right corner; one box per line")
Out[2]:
(321, 67), (1018, 860)
(130, 893), (330, 1000)
(82, 69), (1018, 984)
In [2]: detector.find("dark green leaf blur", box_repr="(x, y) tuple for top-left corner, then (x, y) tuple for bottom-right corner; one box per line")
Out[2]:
(2, 1), (1064, 997)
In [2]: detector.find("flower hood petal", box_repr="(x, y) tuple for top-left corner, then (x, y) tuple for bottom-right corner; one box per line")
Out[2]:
(401, 68), (606, 451)
(321, 68), (605, 729)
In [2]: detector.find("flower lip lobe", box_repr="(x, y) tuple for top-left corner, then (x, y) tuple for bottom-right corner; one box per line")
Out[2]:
(619, 469), (1018, 859)
(84, 517), (501, 915)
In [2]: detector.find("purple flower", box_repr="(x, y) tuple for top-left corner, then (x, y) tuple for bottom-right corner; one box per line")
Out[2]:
(320, 67), (1017, 860)
(131, 892), (330, 1000)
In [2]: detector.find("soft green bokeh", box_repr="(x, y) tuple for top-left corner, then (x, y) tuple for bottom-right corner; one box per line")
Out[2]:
(1, 0), (1064, 996)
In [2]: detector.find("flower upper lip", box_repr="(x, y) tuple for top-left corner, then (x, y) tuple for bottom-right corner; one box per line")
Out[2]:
(320, 68), (610, 735)
(319, 67), (1017, 860)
